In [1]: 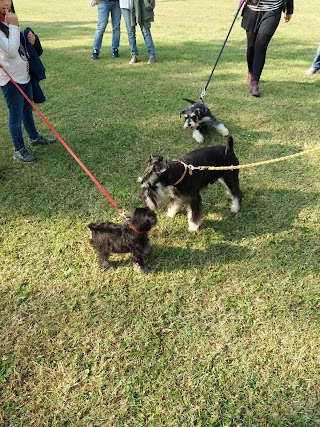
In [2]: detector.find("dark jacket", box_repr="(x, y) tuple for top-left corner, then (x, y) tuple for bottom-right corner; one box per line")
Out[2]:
(21, 27), (46, 103)
(283, 0), (294, 15)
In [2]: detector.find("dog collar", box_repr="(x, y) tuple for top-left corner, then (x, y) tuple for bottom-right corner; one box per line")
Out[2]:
(128, 222), (145, 234)
(172, 161), (188, 186)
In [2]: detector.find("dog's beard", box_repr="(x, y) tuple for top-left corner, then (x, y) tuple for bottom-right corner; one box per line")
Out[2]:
(183, 117), (204, 143)
(141, 182), (167, 211)
(183, 118), (198, 131)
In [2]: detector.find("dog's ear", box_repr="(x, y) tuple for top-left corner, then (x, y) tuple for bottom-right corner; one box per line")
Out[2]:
(194, 107), (202, 118)
(149, 155), (163, 164)
(180, 110), (186, 117)
(154, 159), (168, 174)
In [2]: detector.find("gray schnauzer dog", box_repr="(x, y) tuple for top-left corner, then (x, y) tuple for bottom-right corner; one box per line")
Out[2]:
(139, 136), (241, 231)
(88, 207), (157, 273)
(180, 98), (229, 143)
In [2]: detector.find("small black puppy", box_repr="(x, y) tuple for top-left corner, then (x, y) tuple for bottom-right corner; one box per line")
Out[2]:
(180, 98), (229, 143)
(88, 207), (157, 273)
(139, 136), (241, 231)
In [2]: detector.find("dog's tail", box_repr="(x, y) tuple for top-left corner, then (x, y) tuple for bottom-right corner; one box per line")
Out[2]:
(182, 98), (196, 105)
(225, 136), (234, 155)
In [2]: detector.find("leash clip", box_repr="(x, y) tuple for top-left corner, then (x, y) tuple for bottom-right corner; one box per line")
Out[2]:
(118, 208), (128, 220)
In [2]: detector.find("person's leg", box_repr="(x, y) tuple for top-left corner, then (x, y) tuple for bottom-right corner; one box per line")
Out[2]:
(110, 1), (121, 53)
(252, 32), (272, 82)
(140, 24), (156, 61)
(121, 8), (138, 57)
(246, 31), (257, 75)
(249, 33), (272, 97)
(92, 0), (110, 56)
(251, 7), (281, 84)
(305, 43), (320, 75)
(21, 81), (38, 141)
(311, 43), (320, 70)
(1, 81), (36, 161)
(1, 81), (27, 151)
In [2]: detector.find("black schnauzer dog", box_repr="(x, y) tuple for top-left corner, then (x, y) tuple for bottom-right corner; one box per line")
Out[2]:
(180, 98), (229, 143)
(139, 136), (241, 231)
(88, 207), (157, 273)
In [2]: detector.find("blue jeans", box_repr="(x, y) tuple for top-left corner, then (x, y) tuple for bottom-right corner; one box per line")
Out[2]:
(312, 43), (320, 70)
(93, 0), (121, 52)
(121, 8), (156, 59)
(1, 80), (38, 151)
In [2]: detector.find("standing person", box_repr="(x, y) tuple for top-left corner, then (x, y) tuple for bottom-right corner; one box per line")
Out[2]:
(120, 0), (156, 64)
(0, 0), (55, 163)
(305, 43), (320, 75)
(91, 0), (121, 60)
(241, 0), (294, 97)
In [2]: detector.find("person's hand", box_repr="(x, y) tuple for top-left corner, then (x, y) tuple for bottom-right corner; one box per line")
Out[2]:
(5, 10), (19, 27)
(284, 14), (292, 23)
(27, 31), (36, 45)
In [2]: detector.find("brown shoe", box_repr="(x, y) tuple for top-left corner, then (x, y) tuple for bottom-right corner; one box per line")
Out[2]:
(247, 72), (253, 86)
(129, 54), (139, 64)
(251, 80), (261, 97)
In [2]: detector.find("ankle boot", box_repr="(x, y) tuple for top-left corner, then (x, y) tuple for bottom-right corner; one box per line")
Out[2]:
(251, 80), (261, 97)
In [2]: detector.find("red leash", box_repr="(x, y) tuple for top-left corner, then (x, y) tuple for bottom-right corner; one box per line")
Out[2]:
(0, 64), (125, 217)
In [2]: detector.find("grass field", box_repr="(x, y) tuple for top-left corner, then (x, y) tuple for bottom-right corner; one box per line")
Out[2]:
(0, 0), (319, 425)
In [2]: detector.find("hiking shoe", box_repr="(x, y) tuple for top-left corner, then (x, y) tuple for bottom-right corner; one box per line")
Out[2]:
(112, 49), (120, 58)
(29, 134), (56, 145)
(305, 67), (319, 76)
(129, 54), (139, 64)
(91, 49), (99, 60)
(14, 148), (36, 163)
(147, 58), (156, 64)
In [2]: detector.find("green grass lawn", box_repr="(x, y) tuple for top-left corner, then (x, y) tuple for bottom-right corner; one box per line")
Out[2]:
(0, 0), (319, 425)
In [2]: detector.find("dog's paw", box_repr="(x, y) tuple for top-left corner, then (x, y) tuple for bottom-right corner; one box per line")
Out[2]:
(133, 263), (149, 273)
(167, 205), (180, 218)
(192, 129), (204, 143)
(188, 222), (200, 232)
(230, 198), (241, 213)
(215, 124), (229, 137)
